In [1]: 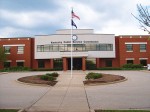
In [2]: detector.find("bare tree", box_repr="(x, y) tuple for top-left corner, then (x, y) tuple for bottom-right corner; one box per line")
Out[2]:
(132, 4), (150, 34)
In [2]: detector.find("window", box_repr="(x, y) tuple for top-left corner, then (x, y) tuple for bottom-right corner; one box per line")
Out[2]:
(36, 44), (113, 52)
(54, 58), (63, 69)
(96, 44), (113, 51)
(17, 46), (24, 54)
(17, 62), (24, 67)
(140, 60), (147, 66)
(126, 44), (133, 51)
(38, 60), (45, 68)
(4, 62), (11, 68)
(105, 60), (112, 67)
(4, 46), (11, 54)
(37, 45), (44, 52)
(127, 60), (133, 64)
(140, 44), (146, 51)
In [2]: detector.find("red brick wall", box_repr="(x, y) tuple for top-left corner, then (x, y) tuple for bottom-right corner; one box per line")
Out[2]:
(118, 36), (150, 67)
(0, 38), (32, 69)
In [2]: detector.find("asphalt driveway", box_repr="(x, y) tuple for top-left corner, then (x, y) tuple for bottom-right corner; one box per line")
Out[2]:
(85, 70), (150, 110)
(0, 70), (150, 111)
(0, 71), (62, 109)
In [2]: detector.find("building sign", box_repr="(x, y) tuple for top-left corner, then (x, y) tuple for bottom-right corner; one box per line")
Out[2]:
(50, 41), (99, 44)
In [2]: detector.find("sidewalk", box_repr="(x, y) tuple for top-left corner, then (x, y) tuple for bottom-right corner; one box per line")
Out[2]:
(27, 71), (90, 112)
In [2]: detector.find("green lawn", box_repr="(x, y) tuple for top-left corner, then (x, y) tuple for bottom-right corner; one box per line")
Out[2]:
(0, 109), (18, 112)
(95, 110), (150, 112)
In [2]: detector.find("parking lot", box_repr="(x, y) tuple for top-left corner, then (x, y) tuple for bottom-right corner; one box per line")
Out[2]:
(0, 70), (150, 111)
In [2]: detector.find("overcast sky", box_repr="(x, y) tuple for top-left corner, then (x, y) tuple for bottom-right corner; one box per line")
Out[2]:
(0, 0), (150, 38)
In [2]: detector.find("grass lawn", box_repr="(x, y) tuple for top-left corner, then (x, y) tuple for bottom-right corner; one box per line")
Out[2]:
(0, 109), (18, 112)
(95, 110), (150, 112)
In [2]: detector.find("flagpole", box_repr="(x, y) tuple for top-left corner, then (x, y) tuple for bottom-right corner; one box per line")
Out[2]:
(71, 8), (73, 78)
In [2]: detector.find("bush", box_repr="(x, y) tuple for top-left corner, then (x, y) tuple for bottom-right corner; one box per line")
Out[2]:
(1, 66), (30, 72)
(32, 68), (62, 71)
(97, 67), (121, 70)
(48, 76), (56, 81)
(86, 60), (96, 70)
(122, 64), (143, 69)
(46, 72), (59, 77)
(41, 72), (58, 81)
(86, 72), (102, 80)
(51, 72), (59, 77)
(40, 75), (49, 80)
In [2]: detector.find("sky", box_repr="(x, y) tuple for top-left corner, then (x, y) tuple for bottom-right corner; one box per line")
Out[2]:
(0, 0), (150, 38)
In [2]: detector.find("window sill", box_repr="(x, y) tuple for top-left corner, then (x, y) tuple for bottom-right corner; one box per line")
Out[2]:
(17, 52), (24, 54)
(140, 50), (146, 52)
(126, 51), (133, 52)
(5, 53), (10, 54)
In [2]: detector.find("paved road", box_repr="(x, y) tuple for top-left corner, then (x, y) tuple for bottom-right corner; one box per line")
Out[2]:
(0, 72), (54, 109)
(0, 71), (150, 111)
(85, 70), (150, 110)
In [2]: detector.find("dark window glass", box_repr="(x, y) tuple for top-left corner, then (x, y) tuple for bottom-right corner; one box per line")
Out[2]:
(54, 59), (63, 69)
(140, 44), (146, 51)
(4, 46), (11, 53)
(38, 60), (45, 68)
(4, 62), (11, 68)
(126, 44), (133, 51)
(127, 60), (133, 64)
(105, 60), (112, 67)
(140, 60), (147, 66)
(17, 62), (24, 67)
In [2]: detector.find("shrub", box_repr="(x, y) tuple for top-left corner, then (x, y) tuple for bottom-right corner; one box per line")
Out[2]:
(97, 67), (121, 70)
(122, 63), (143, 69)
(86, 60), (96, 70)
(41, 72), (58, 81)
(32, 68), (62, 71)
(48, 76), (56, 81)
(1, 66), (30, 72)
(86, 72), (102, 80)
(51, 72), (59, 77)
(40, 75), (49, 80)
(46, 72), (59, 77)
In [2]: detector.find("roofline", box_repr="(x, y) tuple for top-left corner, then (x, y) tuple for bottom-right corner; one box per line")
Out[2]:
(118, 35), (150, 36)
(35, 34), (115, 36)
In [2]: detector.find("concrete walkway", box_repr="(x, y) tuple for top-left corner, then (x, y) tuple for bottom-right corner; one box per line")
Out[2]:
(27, 71), (90, 112)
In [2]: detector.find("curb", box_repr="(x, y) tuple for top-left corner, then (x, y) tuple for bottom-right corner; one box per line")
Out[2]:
(0, 72), (8, 75)
(84, 78), (128, 86)
(18, 109), (25, 112)
(90, 109), (95, 112)
(140, 70), (150, 73)
(16, 80), (51, 87)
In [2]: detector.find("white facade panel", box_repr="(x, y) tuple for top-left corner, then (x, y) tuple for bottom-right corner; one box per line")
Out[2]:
(35, 29), (116, 59)
(35, 52), (61, 59)
(88, 51), (115, 58)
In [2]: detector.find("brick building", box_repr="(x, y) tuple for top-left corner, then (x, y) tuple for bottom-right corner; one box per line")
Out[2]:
(0, 29), (150, 71)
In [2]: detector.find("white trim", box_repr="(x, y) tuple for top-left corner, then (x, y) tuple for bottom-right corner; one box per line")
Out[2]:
(125, 42), (147, 45)
(126, 51), (133, 52)
(139, 58), (148, 60)
(16, 60), (25, 62)
(126, 58), (134, 60)
(5, 60), (12, 62)
(5, 53), (10, 54)
(3, 44), (25, 47)
(140, 50), (146, 52)
(17, 52), (24, 54)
